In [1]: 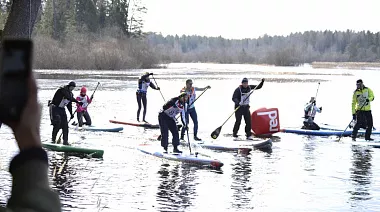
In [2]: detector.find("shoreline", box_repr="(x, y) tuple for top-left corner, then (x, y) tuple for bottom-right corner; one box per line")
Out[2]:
(311, 62), (380, 69)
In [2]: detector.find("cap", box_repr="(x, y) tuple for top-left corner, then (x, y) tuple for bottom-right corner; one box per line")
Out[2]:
(80, 87), (87, 93)
(242, 78), (248, 83)
(68, 81), (76, 87)
(179, 92), (187, 98)
(356, 79), (363, 84)
(186, 79), (193, 84)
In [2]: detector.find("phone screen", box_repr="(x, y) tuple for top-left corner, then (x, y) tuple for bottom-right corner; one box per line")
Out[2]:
(0, 39), (32, 122)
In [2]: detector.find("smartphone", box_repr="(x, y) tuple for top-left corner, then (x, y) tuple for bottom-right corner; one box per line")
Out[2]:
(0, 39), (33, 122)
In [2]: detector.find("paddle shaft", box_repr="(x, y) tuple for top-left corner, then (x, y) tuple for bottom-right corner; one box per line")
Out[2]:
(310, 82), (320, 115)
(151, 75), (166, 102)
(185, 105), (192, 154)
(338, 103), (367, 141)
(175, 87), (210, 121)
(219, 83), (260, 128)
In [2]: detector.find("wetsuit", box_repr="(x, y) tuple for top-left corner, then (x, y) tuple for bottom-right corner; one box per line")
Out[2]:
(49, 85), (80, 144)
(302, 102), (321, 130)
(352, 86), (374, 140)
(158, 97), (186, 152)
(136, 73), (158, 122)
(232, 83), (263, 138)
(76, 94), (92, 127)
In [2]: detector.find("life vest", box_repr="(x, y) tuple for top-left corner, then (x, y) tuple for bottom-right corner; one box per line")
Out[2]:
(77, 95), (90, 108)
(181, 87), (196, 109)
(163, 100), (185, 118)
(239, 86), (251, 105)
(58, 97), (71, 108)
(137, 80), (151, 93)
(304, 102), (321, 120)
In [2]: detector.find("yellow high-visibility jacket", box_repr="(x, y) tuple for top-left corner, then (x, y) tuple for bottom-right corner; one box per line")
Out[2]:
(352, 86), (374, 114)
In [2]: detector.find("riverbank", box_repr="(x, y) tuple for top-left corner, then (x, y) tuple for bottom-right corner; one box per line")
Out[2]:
(33, 35), (161, 70)
(311, 62), (380, 69)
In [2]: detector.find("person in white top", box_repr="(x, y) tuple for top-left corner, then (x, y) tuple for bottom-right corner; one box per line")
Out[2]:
(302, 97), (322, 130)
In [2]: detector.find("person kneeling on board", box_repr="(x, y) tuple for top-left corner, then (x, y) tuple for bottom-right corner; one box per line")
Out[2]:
(49, 81), (83, 145)
(158, 92), (188, 153)
(73, 86), (93, 127)
(351, 79), (374, 141)
(232, 78), (264, 140)
(136, 72), (160, 123)
(302, 97), (322, 130)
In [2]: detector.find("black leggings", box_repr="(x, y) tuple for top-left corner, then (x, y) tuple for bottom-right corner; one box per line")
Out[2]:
(233, 106), (251, 137)
(51, 107), (69, 144)
(352, 110), (373, 140)
(136, 92), (147, 120)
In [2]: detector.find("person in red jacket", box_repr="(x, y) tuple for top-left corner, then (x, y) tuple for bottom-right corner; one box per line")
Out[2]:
(75, 86), (93, 127)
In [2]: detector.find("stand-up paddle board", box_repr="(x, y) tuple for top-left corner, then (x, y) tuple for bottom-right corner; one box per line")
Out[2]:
(109, 120), (160, 129)
(181, 138), (272, 152)
(71, 123), (123, 132)
(137, 144), (223, 168)
(42, 142), (104, 158)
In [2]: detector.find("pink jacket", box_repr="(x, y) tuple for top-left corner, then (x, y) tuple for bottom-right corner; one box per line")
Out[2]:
(76, 95), (92, 112)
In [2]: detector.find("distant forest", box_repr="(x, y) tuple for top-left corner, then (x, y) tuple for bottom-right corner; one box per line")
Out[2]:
(0, 0), (379, 69)
(147, 30), (380, 66)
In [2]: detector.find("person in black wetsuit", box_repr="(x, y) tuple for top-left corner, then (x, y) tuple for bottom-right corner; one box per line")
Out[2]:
(158, 92), (188, 153)
(232, 78), (264, 140)
(136, 72), (160, 122)
(49, 81), (83, 145)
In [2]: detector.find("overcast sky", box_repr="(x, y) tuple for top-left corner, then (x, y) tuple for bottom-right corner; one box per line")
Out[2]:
(142, 0), (380, 39)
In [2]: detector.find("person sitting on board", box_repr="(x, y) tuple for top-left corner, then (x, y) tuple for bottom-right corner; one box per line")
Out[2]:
(0, 72), (61, 211)
(180, 79), (211, 141)
(352, 79), (374, 141)
(49, 81), (83, 145)
(136, 72), (160, 123)
(158, 92), (188, 153)
(232, 78), (264, 140)
(73, 86), (93, 127)
(302, 97), (322, 130)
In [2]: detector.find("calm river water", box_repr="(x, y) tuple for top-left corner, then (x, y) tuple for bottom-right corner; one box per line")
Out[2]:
(1, 63), (380, 211)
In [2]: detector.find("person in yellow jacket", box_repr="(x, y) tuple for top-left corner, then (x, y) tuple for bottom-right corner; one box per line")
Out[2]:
(351, 79), (374, 141)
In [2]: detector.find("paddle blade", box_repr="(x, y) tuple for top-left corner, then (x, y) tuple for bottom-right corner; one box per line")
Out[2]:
(211, 126), (222, 139)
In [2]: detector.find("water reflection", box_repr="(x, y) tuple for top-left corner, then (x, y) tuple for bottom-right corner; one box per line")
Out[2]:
(156, 164), (198, 212)
(49, 153), (78, 209)
(348, 146), (372, 201)
(230, 155), (252, 210)
(303, 140), (317, 172)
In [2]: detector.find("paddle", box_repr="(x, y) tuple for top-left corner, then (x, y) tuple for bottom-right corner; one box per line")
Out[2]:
(211, 79), (264, 139)
(185, 104), (192, 154)
(337, 103), (366, 141)
(174, 86), (210, 121)
(310, 82), (320, 115)
(56, 82), (100, 144)
(151, 75), (166, 102)
(157, 87), (210, 141)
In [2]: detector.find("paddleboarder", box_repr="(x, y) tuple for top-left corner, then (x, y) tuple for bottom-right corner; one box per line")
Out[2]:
(180, 79), (211, 141)
(302, 97), (322, 130)
(49, 81), (83, 145)
(136, 72), (160, 123)
(352, 79), (374, 141)
(158, 92), (188, 153)
(74, 86), (93, 127)
(232, 78), (264, 140)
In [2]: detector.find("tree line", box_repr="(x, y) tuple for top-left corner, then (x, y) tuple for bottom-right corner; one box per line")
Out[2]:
(147, 30), (380, 66)
(0, 1), (379, 69)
